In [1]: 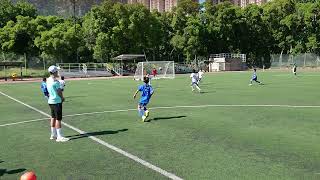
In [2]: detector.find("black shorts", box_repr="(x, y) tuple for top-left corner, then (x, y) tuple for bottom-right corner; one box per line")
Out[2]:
(49, 103), (62, 120)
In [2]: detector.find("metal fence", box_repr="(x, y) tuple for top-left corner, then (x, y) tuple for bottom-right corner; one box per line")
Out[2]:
(210, 53), (246, 62)
(270, 53), (320, 68)
(0, 52), (62, 78)
(56, 63), (113, 78)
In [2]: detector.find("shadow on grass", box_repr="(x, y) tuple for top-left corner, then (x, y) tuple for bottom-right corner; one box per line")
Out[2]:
(66, 129), (128, 141)
(199, 82), (214, 86)
(0, 161), (26, 177)
(65, 95), (87, 99)
(199, 91), (216, 94)
(148, 116), (186, 122)
(64, 95), (87, 102)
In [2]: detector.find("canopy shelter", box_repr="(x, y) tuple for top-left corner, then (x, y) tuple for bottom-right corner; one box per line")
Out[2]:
(111, 54), (146, 76)
(0, 61), (24, 81)
(113, 54), (146, 61)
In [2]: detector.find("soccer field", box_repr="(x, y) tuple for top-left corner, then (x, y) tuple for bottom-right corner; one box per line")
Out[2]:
(1, 71), (320, 180)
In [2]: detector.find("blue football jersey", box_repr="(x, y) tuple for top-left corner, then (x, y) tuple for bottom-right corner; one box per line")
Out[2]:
(252, 72), (257, 79)
(138, 84), (154, 104)
(41, 82), (49, 96)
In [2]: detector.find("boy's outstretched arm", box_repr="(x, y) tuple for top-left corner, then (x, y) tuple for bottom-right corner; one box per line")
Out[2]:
(150, 88), (154, 98)
(133, 90), (139, 99)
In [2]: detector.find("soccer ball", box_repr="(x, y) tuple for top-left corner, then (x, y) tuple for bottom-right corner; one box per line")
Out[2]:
(159, 67), (162, 71)
(20, 172), (37, 180)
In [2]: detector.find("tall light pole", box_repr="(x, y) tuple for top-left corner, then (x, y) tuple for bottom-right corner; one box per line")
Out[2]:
(70, 0), (79, 63)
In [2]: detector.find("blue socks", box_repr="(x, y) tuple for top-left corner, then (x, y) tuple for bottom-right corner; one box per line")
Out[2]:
(139, 109), (145, 117)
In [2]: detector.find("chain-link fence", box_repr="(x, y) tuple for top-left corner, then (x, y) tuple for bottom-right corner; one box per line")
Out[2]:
(270, 53), (320, 68)
(0, 52), (62, 78)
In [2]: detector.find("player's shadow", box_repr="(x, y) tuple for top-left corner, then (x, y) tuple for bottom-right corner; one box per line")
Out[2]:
(65, 95), (87, 99)
(148, 116), (186, 122)
(199, 91), (215, 94)
(64, 95), (87, 102)
(66, 129), (128, 141)
(199, 82), (214, 86)
(0, 161), (26, 177)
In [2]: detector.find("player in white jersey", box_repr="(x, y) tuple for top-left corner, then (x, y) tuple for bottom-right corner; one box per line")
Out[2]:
(59, 76), (66, 91)
(198, 69), (204, 83)
(190, 69), (201, 92)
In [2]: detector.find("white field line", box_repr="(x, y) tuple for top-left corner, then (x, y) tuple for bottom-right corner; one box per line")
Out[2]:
(1, 104), (320, 127)
(0, 117), (48, 127)
(0, 91), (183, 180)
(273, 74), (320, 77)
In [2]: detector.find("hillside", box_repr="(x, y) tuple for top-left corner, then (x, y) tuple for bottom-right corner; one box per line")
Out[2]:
(12, 0), (104, 16)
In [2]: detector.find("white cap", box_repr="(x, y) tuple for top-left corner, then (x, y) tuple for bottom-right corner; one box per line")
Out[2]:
(48, 65), (59, 73)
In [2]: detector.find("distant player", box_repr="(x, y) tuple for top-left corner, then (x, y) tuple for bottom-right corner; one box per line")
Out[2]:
(41, 77), (49, 99)
(292, 64), (297, 76)
(59, 76), (66, 91)
(198, 69), (204, 83)
(133, 76), (154, 122)
(152, 68), (157, 78)
(190, 69), (201, 92)
(249, 68), (262, 85)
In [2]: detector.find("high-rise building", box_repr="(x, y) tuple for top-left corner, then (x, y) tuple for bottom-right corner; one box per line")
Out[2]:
(240, 0), (268, 7)
(231, 0), (241, 6)
(128, 0), (150, 9)
(128, 0), (178, 12)
(165, 0), (178, 12)
(150, 0), (166, 12)
(208, 0), (268, 7)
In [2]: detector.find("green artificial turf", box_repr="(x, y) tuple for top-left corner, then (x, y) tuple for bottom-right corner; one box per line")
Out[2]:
(1, 71), (320, 180)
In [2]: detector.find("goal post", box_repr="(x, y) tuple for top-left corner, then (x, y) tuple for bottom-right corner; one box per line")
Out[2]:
(134, 61), (175, 81)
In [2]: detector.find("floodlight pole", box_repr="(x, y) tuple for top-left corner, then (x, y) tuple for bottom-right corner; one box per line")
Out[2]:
(71, 0), (79, 63)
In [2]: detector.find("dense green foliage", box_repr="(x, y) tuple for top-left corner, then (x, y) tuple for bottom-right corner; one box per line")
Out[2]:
(0, 0), (320, 67)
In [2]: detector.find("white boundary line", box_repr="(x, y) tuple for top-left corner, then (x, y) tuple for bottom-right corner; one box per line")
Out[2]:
(0, 91), (183, 180)
(1, 104), (320, 127)
(0, 117), (48, 127)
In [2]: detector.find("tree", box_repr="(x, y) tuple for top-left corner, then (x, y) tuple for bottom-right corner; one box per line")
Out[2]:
(0, 16), (37, 55)
(0, 0), (37, 28)
(82, 0), (116, 53)
(242, 4), (272, 67)
(35, 21), (84, 63)
(262, 0), (297, 54)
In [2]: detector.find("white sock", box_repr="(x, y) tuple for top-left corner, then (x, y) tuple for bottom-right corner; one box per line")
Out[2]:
(51, 127), (57, 137)
(56, 128), (63, 138)
(196, 85), (201, 91)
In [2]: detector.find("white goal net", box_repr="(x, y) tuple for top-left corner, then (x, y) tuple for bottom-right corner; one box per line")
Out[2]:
(134, 61), (175, 81)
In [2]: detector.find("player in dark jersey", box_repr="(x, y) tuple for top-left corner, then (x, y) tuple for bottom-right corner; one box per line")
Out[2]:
(249, 69), (262, 86)
(292, 64), (297, 76)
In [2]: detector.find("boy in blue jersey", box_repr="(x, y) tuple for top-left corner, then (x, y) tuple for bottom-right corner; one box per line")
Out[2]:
(249, 69), (262, 85)
(41, 78), (49, 99)
(133, 76), (154, 122)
